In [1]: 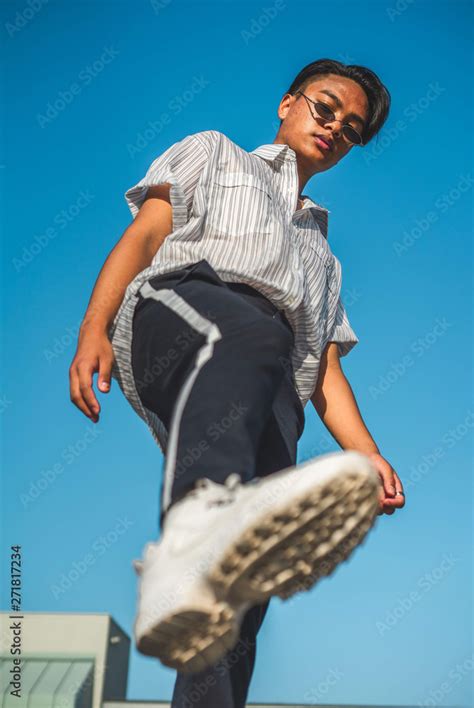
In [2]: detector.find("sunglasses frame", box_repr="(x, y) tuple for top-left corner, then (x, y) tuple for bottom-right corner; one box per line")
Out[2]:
(295, 90), (365, 147)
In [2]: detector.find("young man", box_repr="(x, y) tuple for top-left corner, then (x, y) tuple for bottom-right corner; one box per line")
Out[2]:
(70, 58), (405, 707)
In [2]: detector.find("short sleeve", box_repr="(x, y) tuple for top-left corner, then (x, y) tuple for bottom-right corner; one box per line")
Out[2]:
(327, 295), (359, 357)
(124, 131), (211, 232)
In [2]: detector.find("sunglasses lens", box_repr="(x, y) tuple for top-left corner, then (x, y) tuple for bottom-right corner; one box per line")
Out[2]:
(343, 126), (362, 144)
(315, 102), (334, 120)
(305, 96), (363, 145)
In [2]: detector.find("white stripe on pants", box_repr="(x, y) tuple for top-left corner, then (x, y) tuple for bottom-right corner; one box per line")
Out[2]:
(138, 280), (223, 513)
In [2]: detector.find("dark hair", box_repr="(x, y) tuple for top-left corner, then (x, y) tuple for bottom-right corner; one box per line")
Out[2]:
(280, 58), (391, 145)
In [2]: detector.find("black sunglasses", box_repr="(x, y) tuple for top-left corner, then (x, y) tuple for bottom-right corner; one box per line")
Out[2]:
(295, 90), (365, 146)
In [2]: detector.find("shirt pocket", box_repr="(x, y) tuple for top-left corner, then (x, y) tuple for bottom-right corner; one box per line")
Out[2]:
(308, 240), (337, 295)
(207, 171), (273, 237)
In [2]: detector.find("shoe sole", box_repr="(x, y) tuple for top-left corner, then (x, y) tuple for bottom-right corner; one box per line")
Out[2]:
(135, 459), (379, 673)
(135, 601), (249, 674)
(207, 466), (379, 603)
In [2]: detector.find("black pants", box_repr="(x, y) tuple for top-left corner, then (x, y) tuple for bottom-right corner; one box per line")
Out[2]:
(131, 259), (305, 707)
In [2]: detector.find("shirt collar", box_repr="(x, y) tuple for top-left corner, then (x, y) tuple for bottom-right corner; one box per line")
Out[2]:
(250, 142), (296, 164)
(250, 142), (330, 239)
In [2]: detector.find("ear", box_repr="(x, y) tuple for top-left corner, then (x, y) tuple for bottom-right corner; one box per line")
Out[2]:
(278, 92), (295, 122)
(132, 558), (144, 576)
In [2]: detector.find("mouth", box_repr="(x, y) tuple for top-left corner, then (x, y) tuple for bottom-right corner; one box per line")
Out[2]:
(313, 134), (333, 152)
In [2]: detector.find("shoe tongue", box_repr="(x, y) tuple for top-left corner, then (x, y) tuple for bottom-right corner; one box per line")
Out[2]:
(162, 477), (237, 530)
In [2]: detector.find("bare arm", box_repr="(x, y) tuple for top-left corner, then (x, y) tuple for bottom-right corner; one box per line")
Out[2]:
(311, 342), (379, 453)
(311, 342), (405, 516)
(80, 184), (174, 330)
(69, 184), (173, 421)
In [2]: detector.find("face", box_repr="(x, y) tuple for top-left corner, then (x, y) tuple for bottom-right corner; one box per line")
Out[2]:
(275, 74), (369, 175)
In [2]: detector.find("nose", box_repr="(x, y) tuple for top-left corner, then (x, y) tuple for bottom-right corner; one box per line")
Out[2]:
(325, 119), (343, 140)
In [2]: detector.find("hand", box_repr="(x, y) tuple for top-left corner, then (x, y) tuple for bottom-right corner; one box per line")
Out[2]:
(366, 452), (405, 516)
(69, 323), (115, 423)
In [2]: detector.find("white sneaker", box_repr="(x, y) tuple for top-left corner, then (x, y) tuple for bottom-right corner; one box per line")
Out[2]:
(132, 449), (380, 673)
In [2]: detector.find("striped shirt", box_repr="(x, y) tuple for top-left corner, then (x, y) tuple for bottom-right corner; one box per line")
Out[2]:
(108, 130), (358, 453)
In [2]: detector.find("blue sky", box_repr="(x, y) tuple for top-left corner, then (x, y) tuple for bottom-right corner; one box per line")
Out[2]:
(1, 0), (472, 705)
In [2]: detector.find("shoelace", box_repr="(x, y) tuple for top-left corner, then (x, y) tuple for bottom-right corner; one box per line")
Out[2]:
(191, 472), (243, 507)
(132, 473), (245, 576)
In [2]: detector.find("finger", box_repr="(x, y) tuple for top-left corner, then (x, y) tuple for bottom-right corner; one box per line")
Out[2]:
(392, 470), (406, 507)
(380, 494), (405, 509)
(77, 362), (100, 417)
(379, 479), (405, 509)
(378, 464), (396, 497)
(70, 366), (96, 420)
(376, 483), (387, 514)
(377, 483), (385, 509)
(98, 357), (113, 393)
(376, 497), (397, 515)
(377, 499), (396, 515)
